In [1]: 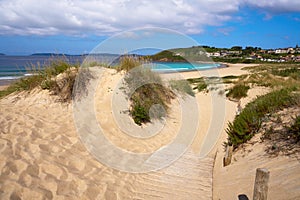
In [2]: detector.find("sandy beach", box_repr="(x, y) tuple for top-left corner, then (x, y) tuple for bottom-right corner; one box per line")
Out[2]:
(0, 63), (299, 199)
(0, 85), (9, 91)
(161, 63), (258, 80)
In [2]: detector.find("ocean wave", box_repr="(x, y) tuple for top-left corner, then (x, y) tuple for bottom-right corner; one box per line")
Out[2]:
(0, 72), (33, 80)
(0, 76), (23, 80)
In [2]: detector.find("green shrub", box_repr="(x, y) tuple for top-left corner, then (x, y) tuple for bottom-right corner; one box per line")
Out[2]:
(129, 83), (173, 125)
(131, 102), (150, 125)
(226, 84), (250, 99)
(226, 88), (299, 147)
(123, 66), (174, 125)
(197, 82), (208, 92)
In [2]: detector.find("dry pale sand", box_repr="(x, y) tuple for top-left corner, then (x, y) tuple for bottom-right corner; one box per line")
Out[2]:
(213, 134), (300, 200)
(2, 63), (295, 199)
(160, 63), (258, 80)
(0, 68), (220, 199)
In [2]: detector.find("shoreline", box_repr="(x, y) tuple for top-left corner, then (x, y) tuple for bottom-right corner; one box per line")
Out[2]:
(154, 63), (227, 74)
(0, 79), (17, 91)
(160, 63), (258, 80)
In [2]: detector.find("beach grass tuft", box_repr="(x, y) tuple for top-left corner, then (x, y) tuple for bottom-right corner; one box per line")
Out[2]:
(196, 82), (208, 92)
(226, 84), (250, 100)
(120, 56), (175, 125)
(0, 58), (81, 101)
(117, 55), (148, 72)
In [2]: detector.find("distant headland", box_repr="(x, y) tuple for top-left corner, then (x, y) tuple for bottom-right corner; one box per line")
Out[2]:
(31, 53), (74, 56)
(149, 45), (300, 63)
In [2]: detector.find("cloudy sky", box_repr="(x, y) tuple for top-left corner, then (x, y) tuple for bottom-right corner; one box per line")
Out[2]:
(0, 0), (300, 55)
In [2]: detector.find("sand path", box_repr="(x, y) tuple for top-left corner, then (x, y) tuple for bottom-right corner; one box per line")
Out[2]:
(0, 64), (253, 199)
(0, 89), (217, 199)
(213, 133), (300, 200)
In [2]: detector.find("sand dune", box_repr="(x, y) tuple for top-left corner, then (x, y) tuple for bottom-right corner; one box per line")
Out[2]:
(0, 66), (232, 199)
(0, 87), (219, 199)
(1, 64), (297, 199)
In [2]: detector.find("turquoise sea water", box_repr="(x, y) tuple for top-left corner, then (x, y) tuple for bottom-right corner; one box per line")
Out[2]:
(151, 62), (220, 72)
(0, 55), (220, 85)
(0, 55), (85, 80)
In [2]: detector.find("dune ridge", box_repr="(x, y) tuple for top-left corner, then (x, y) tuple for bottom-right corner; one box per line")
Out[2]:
(1, 64), (298, 199)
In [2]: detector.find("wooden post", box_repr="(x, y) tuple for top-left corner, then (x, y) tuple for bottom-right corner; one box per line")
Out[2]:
(223, 145), (233, 167)
(253, 168), (270, 200)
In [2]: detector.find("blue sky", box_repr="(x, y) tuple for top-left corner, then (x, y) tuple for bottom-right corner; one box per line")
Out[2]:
(0, 0), (299, 55)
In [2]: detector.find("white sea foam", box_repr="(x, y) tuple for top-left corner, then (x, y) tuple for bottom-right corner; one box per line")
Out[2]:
(0, 76), (22, 80)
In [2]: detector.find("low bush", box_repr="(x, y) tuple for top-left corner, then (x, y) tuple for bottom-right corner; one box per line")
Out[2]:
(196, 82), (208, 92)
(130, 103), (150, 125)
(226, 88), (299, 148)
(226, 84), (250, 100)
(120, 57), (174, 125)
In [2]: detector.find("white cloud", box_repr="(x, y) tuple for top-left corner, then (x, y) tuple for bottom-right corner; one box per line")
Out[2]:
(0, 0), (298, 36)
(243, 0), (300, 13)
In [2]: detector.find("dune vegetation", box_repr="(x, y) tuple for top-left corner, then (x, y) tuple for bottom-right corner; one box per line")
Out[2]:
(0, 56), (196, 126)
(185, 63), (300, 151)
(119, 56), (185, 125)
(226, 84), (250, 100)
(0, 58), (98, 102)
(225, 64), (300, 148)
(226, 87), (299, 147)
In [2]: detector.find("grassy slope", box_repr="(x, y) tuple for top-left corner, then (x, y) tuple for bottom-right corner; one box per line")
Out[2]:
(225, 64), (300, 148)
